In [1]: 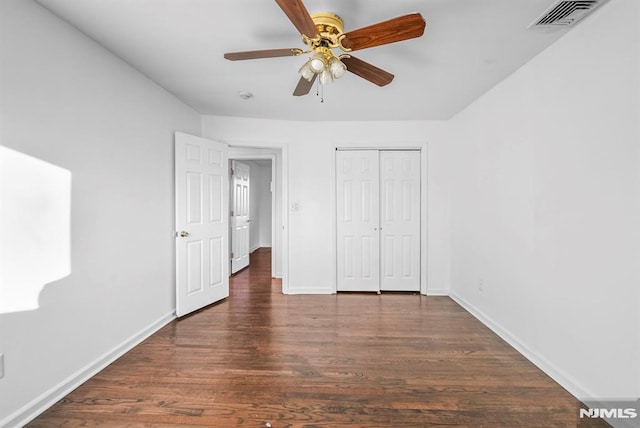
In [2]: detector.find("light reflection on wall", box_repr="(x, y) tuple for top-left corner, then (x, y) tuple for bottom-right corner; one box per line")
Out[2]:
(0, 146), (71, 314)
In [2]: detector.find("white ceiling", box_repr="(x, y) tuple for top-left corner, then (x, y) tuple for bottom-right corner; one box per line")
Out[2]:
(35, 0), (575, 121)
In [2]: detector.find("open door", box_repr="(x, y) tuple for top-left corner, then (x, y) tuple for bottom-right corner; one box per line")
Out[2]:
(230, 160), (250, 274)
(175, 132), (229, 317)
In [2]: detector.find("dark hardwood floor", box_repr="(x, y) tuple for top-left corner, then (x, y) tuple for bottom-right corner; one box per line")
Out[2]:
(29, 248), (608, 427)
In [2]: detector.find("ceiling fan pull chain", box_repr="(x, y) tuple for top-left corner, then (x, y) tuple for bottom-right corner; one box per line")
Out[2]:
(320, 83), (324, 103)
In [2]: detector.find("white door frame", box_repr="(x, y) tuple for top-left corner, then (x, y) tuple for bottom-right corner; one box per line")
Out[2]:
(330, 143), (429, 295)
(226, 143), (288, 294)
(228, 154), (277, 277)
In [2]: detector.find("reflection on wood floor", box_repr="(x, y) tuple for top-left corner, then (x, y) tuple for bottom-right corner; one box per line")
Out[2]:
(29, 248), (609, 427)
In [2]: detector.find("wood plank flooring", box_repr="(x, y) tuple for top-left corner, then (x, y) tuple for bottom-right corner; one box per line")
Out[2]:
(29, 248), (608, 427)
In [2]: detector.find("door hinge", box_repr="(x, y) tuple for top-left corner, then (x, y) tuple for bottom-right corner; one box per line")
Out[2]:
(230, 168), (235, 176)
(230, 210), (234, 217)
(230, 252), (234, 259)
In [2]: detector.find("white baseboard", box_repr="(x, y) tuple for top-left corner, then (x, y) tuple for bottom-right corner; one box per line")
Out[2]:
(3, 311), (176, 428)
(286, 287), (334, 295)
(448, 291), (595, 402)
(450, 292), (640, 428)
(425, 288), (449, 296)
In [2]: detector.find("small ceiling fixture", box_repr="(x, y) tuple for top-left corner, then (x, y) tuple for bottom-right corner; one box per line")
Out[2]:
(238, 91), (253, 100)
(224, 0), (426, 98)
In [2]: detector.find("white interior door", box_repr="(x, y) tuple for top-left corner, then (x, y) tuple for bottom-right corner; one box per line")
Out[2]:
(336, 150), (380, 292)
(380, 151), (421, 291)
(175, 132), (229, 317)
(231, 160), (250, 274)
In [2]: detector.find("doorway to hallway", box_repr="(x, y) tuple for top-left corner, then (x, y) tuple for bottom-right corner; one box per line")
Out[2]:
(229, 158), (274, 278)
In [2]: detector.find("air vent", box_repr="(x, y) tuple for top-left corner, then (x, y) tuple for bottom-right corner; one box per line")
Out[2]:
(528, 0), (610, 28)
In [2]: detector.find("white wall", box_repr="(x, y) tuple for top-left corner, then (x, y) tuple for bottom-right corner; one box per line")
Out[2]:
(446, 0), (639, 405)
(256, 163), (273, 248)
(245, 161), (260, 251)
(202, 116), (452, 295)
(243, 160), (272, 252)
(0, 0), (201, 425)
(245, 161), (262, 252)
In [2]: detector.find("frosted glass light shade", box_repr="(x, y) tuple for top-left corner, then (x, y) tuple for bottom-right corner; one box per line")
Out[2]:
(310, 53), (326, 73)
(298, 60), (315, 81)
(329, 57), (347, 79)
(319, 68), (334, 85)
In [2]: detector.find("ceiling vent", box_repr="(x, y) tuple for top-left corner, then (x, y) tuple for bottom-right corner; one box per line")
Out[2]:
(528, 0), (610, 28)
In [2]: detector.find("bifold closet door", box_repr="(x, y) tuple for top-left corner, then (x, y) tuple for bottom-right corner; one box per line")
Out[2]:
(336, 150), (380, 292)
(379, 151), (420, 291)
(336, 150), (421, 292)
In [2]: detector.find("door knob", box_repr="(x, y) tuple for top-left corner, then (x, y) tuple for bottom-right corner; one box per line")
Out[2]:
(179, 231), (190, 237)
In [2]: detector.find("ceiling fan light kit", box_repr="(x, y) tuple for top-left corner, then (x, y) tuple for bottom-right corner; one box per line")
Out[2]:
(298, 44), (348, 86)
(224, 0), (426, 97)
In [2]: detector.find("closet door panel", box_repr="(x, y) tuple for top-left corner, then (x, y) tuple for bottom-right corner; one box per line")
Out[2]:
(379, 151), (421, 291)
(336, 150), (380, 291)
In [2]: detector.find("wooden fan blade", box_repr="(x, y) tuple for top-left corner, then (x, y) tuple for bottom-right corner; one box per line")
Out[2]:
(293, 74), (317, 96)
(341, 13), (426, 51)
(341, 56), (394, 87)
(274, 0), (319, 38)
(224, 48), (302, 61)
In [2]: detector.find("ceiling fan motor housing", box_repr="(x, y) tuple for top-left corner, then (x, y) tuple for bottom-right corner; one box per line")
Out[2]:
(304, 12), (345, 49)
(311, 12), (344, 33)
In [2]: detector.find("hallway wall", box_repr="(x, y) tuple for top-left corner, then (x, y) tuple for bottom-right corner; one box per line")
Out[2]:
(245, 160), (272, 252)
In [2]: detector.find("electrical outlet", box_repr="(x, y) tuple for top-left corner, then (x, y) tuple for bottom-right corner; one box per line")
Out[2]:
(0, 353), (4, 378)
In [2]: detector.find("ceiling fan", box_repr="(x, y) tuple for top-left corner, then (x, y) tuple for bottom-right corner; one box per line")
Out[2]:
(224, 0), (426, 96)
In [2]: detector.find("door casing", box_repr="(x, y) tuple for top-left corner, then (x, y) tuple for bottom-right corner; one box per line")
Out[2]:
(228, 150), (283, 286)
